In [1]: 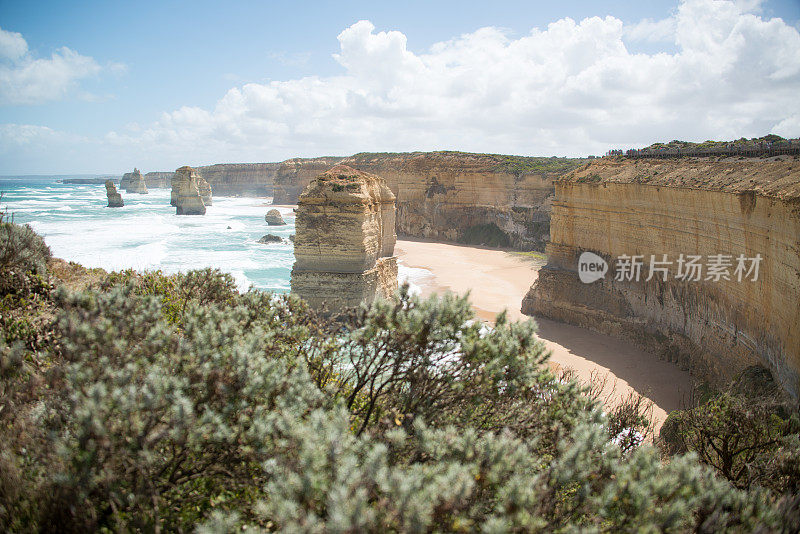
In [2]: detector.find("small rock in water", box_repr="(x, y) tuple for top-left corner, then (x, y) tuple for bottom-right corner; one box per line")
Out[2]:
(265, 209), (286, 226)
(257, 234), (283, 244)
(227, 226), (232, 229)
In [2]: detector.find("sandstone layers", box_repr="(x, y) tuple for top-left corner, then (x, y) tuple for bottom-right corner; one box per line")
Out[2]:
(197, 177), (213, 206)
(105, 180), (123, 207)
(196, 163), (280, 196)
(121, 168), (148, 194)
(291, 165), (398, 310)
(143, 171), (173, 188)
(522, 157), (800, 399)
(273, 152), (583, 250)
(172, 166), (207, 215)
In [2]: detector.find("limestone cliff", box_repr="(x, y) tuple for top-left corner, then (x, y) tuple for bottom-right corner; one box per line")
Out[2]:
(291, 165), (397, 310)
(143, 171), (173, 188)
(197, 177), (213, 206)
(272, 157), (345, 204)
(196, 163), (279, 196)
(121, 168), (148, 194)
(105, 180), (123, 208)
(172, 166), (207, 215)
(272, 152), (583, 250)
(522, 156), (800, 398)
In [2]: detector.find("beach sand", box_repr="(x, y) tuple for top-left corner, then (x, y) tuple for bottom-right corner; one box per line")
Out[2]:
(395, 239), (694, 432)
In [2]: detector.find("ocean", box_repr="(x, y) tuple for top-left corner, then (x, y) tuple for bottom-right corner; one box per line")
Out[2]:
(0, 177), (296, 292)
(0, 176), (426, 294)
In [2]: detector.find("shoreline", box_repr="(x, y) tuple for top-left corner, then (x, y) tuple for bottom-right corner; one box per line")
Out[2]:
(395, 239), (693, 432)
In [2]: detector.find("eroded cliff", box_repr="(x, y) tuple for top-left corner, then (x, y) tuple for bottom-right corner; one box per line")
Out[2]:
(522, 156), (800, 398)
(172, 166), (207, 215)
(196, 163), (280, 196)
(272, 152), (584, 250)
(143, 172), (173, 188)
(121, 168), (148, 194)
(291, 165), (397, 310)
(272, 157), (345, 204)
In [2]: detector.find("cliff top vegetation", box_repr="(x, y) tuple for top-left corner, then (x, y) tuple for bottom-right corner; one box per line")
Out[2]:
(346, 150), (587, 176)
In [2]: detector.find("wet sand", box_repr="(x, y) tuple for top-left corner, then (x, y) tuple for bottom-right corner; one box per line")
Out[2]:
(395, 239), (694, 431)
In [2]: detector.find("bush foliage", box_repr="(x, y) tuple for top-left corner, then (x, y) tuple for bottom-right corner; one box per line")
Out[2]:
(0, 222), (798, 532)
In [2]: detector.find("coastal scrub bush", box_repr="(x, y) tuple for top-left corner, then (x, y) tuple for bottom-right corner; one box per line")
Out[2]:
(660, 383), (800, 494)
(0, 224), (797, 531)
(306, 286), (594, 458)
(0, 218), (51, 296)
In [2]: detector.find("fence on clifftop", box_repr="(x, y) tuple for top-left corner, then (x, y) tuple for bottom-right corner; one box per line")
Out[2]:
(606, 138), (800, 159)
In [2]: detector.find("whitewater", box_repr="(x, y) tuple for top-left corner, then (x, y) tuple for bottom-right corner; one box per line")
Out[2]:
(1, 177), (426, 293)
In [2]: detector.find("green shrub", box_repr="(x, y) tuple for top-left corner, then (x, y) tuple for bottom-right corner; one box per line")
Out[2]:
(0, 221), (51, 295)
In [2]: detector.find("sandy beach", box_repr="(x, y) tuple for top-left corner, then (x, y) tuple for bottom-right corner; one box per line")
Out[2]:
(396, 239), (694, 431)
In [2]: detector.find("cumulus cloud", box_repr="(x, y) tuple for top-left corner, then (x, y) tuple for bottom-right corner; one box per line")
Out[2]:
(104, 0), (798, 166)
(8, 0), (800, 171)
(0, 26), (105, 105)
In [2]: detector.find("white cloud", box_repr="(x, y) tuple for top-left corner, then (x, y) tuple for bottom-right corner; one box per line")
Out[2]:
(0, 26), (107, 105)
(624, 17), (677, 43)
(6, 0), (800, 172)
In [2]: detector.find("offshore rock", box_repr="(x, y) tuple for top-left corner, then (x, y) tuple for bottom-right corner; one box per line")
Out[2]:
(105, 180), (123, 208)
(291, 165), (397, 311)
(121, 168), (148, 194)
(257, 234), (283, 244)
(173, 166), (207, 215)
(521, 156), (800, 399)
(197, 177), (213, 206)
(265, 209), (286, 226)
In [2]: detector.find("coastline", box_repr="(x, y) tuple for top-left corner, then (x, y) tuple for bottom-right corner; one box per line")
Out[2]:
(395, 238), (693, 431)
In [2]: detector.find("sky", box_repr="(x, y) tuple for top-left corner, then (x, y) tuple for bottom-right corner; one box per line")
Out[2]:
(1, 0), (799, 174)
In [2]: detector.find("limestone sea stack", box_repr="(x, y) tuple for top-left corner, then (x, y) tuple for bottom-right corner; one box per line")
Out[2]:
(291, 165), (398, 311)
(122, 168), (148, 194)
(105, 180), (124, 207)
(265, 209), (286, 226)
(173, 166), (207, 215)
(197, 177), (213, 206)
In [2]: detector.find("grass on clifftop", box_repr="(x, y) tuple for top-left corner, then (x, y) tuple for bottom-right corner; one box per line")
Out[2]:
(347, 150), (587, 175)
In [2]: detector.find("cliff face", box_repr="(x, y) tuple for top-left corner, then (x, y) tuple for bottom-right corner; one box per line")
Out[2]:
(340, 152), (582, 250)
(143, 172), (173, 188)
(272, 157), (345, 204)
(291, 165), (397, 310)
(522, 157), (800, 398)
(173, 166), (207, 215)
(121, 168), (148, 194)
(196, 163), (279, 196)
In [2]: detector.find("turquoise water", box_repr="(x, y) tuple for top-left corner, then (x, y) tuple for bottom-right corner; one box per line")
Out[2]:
(0, 177), (295, 292)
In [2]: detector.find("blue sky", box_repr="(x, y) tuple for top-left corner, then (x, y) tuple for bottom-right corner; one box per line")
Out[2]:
(1, 0), (799, 173)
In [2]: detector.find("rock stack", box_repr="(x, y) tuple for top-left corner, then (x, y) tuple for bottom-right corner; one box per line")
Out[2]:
(265, 209), (286, 226)
(172, 166), (207, 215)
(122, 168), (148, 194)
(291, 165), (397, 311)
(105, 180), (124, 207)
(197, 177), (213, 206)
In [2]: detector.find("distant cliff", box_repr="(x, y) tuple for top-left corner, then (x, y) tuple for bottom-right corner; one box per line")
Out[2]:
(522, 156), (800, 398)
(272, 157), (345, 204)
(143, 172), (173, 188)
(270, 152), (584, 250)
(196, 163), (280, 196)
